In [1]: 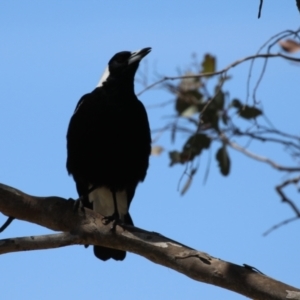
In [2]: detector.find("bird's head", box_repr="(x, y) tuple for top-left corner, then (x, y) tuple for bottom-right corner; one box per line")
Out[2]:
(97, 47), (151, 88)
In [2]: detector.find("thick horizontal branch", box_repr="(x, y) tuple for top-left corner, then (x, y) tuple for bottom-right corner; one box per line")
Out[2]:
(0, 183), (299, 300)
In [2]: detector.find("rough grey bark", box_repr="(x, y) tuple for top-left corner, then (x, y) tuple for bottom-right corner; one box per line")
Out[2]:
(0, 183), (299, 300)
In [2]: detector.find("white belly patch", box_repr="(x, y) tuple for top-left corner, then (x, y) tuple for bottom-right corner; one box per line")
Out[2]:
(88, 186), (128, 221)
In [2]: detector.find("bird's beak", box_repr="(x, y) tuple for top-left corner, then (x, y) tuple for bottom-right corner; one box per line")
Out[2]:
(128, 47), (151, 65)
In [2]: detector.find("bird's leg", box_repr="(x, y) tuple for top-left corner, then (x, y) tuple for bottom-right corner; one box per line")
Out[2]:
(102, 190), (120, 230)
(73, 195), (84, 211)
(0, 216), (15, 233)
(73, 185), (98, 211)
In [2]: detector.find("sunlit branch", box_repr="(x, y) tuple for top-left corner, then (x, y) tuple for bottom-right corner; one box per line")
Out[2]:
(1, 183), (299, 299)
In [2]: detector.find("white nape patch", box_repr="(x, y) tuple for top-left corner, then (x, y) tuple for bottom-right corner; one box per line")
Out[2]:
(96, 66), (110, 87)
(88, 186), (128, 221)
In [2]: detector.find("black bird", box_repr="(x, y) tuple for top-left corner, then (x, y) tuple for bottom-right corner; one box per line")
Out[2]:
(66, 48), (152, 261)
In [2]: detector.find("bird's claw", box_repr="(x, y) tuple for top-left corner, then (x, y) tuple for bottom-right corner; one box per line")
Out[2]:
(72, 197), (84, 212)
(102, 213), (122, 230)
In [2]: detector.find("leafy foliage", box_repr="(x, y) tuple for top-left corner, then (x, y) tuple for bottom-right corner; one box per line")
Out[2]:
(231, 99), (262, 120)
(150, 27), (300, 229)
(216, 145), (230, 176)
(165, 53), (263, 181)
(201, 54), (216, 74)
(169, 134), (211, 166)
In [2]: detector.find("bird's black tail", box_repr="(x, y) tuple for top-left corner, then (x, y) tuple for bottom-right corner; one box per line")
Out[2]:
(93, 213), (133, 261)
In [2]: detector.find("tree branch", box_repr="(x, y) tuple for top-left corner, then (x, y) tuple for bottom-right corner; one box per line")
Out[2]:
(276, 176), (300, 215)
(258, 0), (263, 19)
(0, 232), (81, 253)
(223, 137), (300, 172)
(263, 176), (300, 236)
(0, 183), (299, 300)
(137, 53), (300, 96)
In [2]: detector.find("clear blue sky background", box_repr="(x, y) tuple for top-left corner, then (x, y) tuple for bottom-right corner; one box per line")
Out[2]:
(1, 1), (300, 299)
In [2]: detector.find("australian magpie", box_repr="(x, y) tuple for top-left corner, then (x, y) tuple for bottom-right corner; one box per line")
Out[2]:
(66, 48), (152, 261)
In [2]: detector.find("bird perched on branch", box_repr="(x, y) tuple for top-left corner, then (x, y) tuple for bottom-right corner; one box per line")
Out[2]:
(66, 48), (152, 261)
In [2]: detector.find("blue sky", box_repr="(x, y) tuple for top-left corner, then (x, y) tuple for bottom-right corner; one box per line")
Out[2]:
(1, 1), (300, 299)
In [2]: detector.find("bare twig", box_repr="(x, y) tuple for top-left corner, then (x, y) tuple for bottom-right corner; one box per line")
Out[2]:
(223, 137), (300, 172)
(276, 176), (300, 215)
(257, 126), (300, 141)
(263, 216), (299, 236)
(248, 28), (300, 103)
(258, 0), (263, 18)
(246, 29), (294, 104)
(138, 53), (300, 96)
(233, 128), (300, 151)
(263, 176), (300, 236)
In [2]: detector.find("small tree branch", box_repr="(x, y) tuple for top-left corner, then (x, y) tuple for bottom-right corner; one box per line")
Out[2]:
(0, 232), (81, 253)
(233, 129), (300, 151)
(276, 176), (300, 215)
(258, 0), (263, 19)
(137, 53), (300, 96)
(223, 138), (300, 172)
(263, 176), (300, 236)
(263, 216), (299, 236)
(0, 183), (299, 300)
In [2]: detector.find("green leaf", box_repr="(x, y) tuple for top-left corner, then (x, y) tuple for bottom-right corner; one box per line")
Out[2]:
(182, 133), (211, 159)
(213, 89), (225, 110)
(181, 105), (199, 117)
(175, 97), (192, 116)
(239, 106), (262, 119)
(175, 90), (203, 116)
(216, 145), (230, 176)
(201, 54), (216, 74)
(199, 90), (225, 131)
(231, 99), (262, 120)
(200, 106), (219, 131)
(169, 151), (182, 166)
(180, 168), (197, 195)
(231, 99), (242, 109)
(169, 134), (211, 166)
(221, 113), (228, 125)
